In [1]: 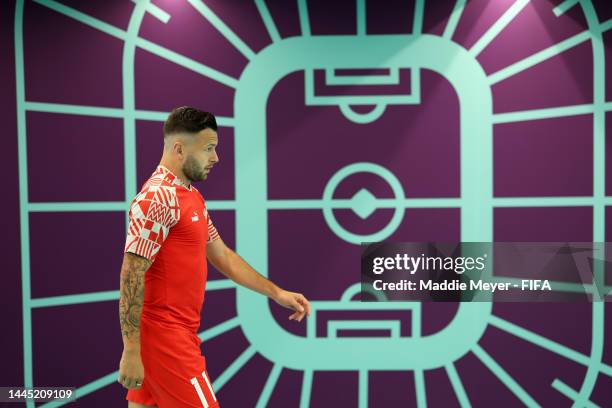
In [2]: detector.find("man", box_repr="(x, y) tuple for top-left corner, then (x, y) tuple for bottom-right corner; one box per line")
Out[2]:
(118, 106), (311, 407)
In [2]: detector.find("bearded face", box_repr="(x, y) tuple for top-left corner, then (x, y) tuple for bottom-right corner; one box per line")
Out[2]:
(182, 153), (208, 182)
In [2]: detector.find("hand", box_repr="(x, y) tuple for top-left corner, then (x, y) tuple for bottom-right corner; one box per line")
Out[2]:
(273, 290), (311, 322)
(118, 349), (145, 389)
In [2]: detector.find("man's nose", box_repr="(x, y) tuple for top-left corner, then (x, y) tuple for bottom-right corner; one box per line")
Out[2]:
(212, 150), (219, 163)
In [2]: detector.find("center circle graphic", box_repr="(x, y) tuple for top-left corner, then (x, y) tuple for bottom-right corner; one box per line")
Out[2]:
(322, 162), (406, 244)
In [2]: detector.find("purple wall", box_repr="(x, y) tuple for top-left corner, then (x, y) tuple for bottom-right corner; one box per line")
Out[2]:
(3, 0), (24, 394)
(5, 1), (612, 407)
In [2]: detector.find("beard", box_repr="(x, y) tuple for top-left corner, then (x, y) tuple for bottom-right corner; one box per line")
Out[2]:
(183, 155), (206, 182)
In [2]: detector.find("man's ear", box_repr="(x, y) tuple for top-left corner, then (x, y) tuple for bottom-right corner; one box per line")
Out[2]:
(173, 137), (187, 158)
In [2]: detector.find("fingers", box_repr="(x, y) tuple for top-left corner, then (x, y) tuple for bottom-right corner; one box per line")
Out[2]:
(118, 375), (144, 390)
(286, 292), (311, 322)
(291, 298), (304, 313)
(128, 378), (143, 389)
(297, 294), (311, 316)
(289, 304), (305, 322)
(128, 378), (141, 389)
(288, 310), (305, 321)
(119, 376), (130, 389)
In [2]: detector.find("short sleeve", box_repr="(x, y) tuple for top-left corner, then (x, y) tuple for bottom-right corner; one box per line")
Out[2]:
(207, 214), (221, 243)
(124, 185), (179, 261)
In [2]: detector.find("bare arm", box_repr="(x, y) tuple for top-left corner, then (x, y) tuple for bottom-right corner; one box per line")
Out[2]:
(119, 252), (151, 348)
(207, 238), (311, 321)
(118, 252), (151, 389)
(207, 239), (279, 297)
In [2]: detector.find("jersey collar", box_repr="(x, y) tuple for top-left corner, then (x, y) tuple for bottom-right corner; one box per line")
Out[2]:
(157, 165), (193, 191)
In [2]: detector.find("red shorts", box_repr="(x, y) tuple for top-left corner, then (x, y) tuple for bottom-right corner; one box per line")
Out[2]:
(126, 319), (220, 407)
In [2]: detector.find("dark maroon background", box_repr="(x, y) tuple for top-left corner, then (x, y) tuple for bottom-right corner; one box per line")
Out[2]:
(4, 1), (612, 407)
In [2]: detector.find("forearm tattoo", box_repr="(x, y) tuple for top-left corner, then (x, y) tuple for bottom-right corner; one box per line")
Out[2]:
(119, 253), (151, 342)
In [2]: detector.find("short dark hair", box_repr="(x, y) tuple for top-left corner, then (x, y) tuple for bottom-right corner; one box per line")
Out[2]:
(163, 106), (217, 136)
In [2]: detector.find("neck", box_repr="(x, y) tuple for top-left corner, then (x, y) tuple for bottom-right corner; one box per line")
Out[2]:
(159, 157), (191, 187)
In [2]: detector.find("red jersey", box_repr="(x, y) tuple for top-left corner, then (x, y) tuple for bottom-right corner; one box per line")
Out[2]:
(124, 165), (220, 333)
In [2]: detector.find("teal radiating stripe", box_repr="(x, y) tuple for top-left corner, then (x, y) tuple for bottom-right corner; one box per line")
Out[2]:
(255, 0), (281, 42)
(25, 103), (232, 127)
(206, 279), (237, 291)
(35, 0), (238, 89)
(553, 0), (580, 17)
(443, 0), (467, 39)
(256, 364), (282, 408)
(212, 346), (256, 391)
(39, 372), (119, 408)
(134, 109), (168, 121)
(446, 363), (472, 408)
(34, 0), (125, 39)
(297, 0), (311, 36)
(300, 369), (313, 408)
(358, 370), (368, 408)
(28, 202), (128, 212)
(469, 0), (530, 56)
(493, 104), (594, 123)
(135, 36), (239, 88)
(186, 0), (255, 60)
(206, 200), (237, 210)
(473, 345), (541, 407)
(266, 197), (462, 210)
(493, 196), (606, 207)
(25, 101), (124, 117)
(601, 18), (612, 32)
(356, 0), (366, 35)
(415, 369), (427, 407)
(135, 109), (235, 126)
(488, 30), (591, 84)
(134, 0), (170, 23)
(413, 0), (424, 34)
(551, 379), (601, 408)
(490, 315), (612, 372)
(31, 291), (120, 308)
(198, 317), (241, 342)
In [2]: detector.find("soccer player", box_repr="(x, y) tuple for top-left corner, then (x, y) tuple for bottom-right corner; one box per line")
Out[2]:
(117, 107), (311, 407)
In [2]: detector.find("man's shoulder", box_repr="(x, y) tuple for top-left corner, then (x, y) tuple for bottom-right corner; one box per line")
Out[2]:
(190, 185), (206, 202)
(133, 169), (180, 211)
(130, 182), (180, 226)
(141, 173), (176, 192)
